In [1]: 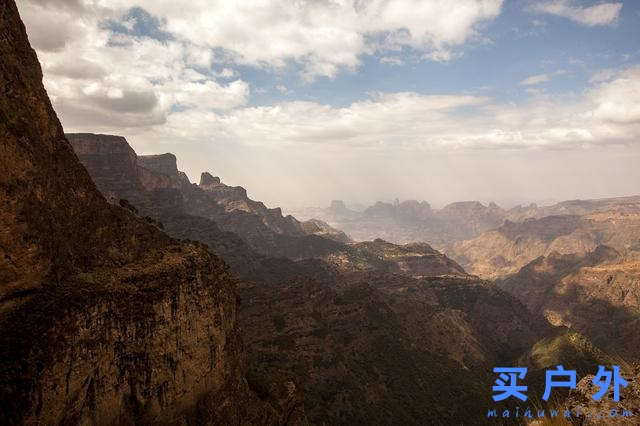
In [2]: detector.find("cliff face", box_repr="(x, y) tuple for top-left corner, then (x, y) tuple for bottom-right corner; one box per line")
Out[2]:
(137, 153), (180, 177)
(61, 133), (573, 424)
(68, 134), (352, 252)
(67, 134), (183, 217)
(499, 246), (640, 362)
(448, 210), (640, 279)
(505, 196), (640, 222)
(1, 252), (267, 424)
(65, 133), (145, 196)
(0, 1), (277, 423)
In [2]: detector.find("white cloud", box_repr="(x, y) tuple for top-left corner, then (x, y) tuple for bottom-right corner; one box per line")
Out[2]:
(18, 2), (88, 52)
(102, 0), (504, 79)
(275, 84), (292, 95)
(217, 68), (237, 78)
(17, 0), (506, 131)
(422, 49), (460, 62)
(519, 73), (550, 86)
(115, 67), (640, 154)
(17, 1), (640, 154)
(15, 0), (507, 132)
(530, 0), (622, 27)
(590, 68), (618, 82)
(18, 0), (249, 131)
(380, 56), (405, 66)
(590, 68), (640, 125)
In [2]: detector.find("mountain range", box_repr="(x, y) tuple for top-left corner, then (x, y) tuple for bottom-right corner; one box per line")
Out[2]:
(292, 196), (640, 252)
(2, 0), (639, 423)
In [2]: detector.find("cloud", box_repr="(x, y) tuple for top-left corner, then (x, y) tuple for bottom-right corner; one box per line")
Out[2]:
(519, 73), (550, 86)
(380, 56), (405, 66)
(590, 68), (640, 125)
(101, 0), (504, 79)
(216, 68), (237, 79)
(46, 58), (107, 80)
(18, 1), (249, 131)
(519, 69), (568, 86)
(112, 67), (640, 155)
(86, 88), (159, 113)
(589, 68), (618, 82)
(17, 1), (640, 153)
(16, 0), (507, 131)
(422, 49), (460, 62)
(18, 3), (87, 51)
(530, 0), (622, 27)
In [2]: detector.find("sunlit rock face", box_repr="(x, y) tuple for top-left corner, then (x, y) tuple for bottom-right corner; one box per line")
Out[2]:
(449, 209), (640, 279)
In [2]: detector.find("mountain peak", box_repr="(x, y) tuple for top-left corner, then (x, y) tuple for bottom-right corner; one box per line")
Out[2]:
(137, 153), (178, 177)
(66, 133), (135, 156)
(200, 171), (221, 186)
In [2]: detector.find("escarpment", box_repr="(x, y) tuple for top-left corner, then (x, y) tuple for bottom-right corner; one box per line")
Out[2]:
(67, 133), (469, 279)
(0, 1), (281, 423)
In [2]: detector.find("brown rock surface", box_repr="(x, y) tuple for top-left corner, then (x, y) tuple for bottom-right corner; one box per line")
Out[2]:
(449, 211), (640, 279)
(499, 246), (640, 362)
(0, 1), (283, 423)
(564, 367), (640, 425)
(238, 272), (554, 424)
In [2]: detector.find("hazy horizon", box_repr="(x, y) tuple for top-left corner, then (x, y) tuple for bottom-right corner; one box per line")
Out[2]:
(19, 0), (640, 210)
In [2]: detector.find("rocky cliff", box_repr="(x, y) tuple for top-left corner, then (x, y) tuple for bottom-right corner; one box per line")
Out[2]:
(498, 246), (640, 362)
(0, 1), (282, 423)
(448, 210), (640, 279)
(505, 195), (640, 222)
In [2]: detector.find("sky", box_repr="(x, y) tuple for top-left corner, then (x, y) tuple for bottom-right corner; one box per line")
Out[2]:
(17, 0), (640, 209)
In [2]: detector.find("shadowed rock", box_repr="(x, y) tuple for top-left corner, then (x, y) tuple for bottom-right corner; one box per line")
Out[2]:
(0, 2), (289, 423)
(200, 171), (221, 186)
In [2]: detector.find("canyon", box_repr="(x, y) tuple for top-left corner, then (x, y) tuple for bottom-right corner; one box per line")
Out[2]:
(2, 0), (639, 423)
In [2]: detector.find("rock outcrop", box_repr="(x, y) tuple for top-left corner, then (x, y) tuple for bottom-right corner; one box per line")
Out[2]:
(327, 199), (359, 218)
(505, 195), (640, 222)
(137, 153), (179, 177)
(0, 1), (281, 423)
(67, 133), (183, 216)
(199, 171), (221, 186)
(564, 367), (640, 425)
